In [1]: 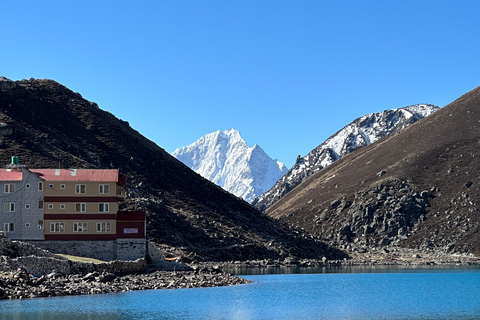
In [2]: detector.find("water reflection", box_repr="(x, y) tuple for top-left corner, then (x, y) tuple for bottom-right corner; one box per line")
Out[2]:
(226, 264), (480, 275)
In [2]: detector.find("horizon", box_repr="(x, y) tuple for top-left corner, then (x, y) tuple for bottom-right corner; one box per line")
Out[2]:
(2, 1), (479, 168)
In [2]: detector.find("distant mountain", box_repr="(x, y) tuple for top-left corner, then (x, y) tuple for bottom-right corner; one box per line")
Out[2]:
(253, 104), (439, 211)
(172, 129), (288, 203)
(0, 77), (347, 262)
(266, 86), (480, 255)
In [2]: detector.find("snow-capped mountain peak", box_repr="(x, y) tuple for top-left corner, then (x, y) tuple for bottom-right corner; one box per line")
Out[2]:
(253, 104), (440, 211)
(172, 129), (288, 203)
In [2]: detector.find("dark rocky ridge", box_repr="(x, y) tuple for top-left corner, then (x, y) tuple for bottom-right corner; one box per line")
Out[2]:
(267, 85), (480, 256)
(0, 77), (347, 262)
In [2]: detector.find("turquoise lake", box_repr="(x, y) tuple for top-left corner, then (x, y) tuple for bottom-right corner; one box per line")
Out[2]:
(1, 266), (480, 319)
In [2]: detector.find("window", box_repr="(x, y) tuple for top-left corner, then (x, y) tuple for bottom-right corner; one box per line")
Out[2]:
(25, 183), (30, 189)
(25, 223), (30, 228)
(50, 222), (65, 232)
(4, 183), (15, 193)
(96, 222), (111, 232)
(48, 184), (54, 189)
(38, 200), (44, 209)
(25, 204), (30, 209)
(60, 184), (66, 189)
(73, 222), (88, 232)
(75, 184), (86, 194)
(38, 182), (43, 191)
(60, 204), (65, 210)
(99, 184), (110, 194)
(38, 220), (44, 229)
(98, 203), (109, 212)
(75, 203), (86, 212)
(4, 202), (15, 212)
(48, 204), (54, 209)
(4, 223), (14, 232)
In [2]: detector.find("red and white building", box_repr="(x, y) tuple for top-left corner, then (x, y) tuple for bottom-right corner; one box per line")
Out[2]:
(0, 157), (147, 260)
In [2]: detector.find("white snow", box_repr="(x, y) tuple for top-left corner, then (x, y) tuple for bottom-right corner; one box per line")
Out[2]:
(254, 103), (440, 208)
(172, 129), (288, 203)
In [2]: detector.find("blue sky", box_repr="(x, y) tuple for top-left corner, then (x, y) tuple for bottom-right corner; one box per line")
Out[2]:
(2, 1), (479, 168)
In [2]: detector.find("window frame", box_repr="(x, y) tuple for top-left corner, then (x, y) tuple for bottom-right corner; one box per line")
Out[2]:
(50, 222), (65, 233)
(96, 222), (111, 232)
(4, 183), (15, 193)
(4, 222), (14, 232)
(98, 203), (109, 213)
(75, 184), (86, 194)
(73, 222), (88, 232)
(4, 202), (15, 212)
(99, 184), (110, 194)
(75, 203), (86, 212)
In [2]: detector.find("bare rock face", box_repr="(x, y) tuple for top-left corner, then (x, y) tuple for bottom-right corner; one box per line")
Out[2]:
(311, 180), (432, 249)
(0, 77), (16, 91)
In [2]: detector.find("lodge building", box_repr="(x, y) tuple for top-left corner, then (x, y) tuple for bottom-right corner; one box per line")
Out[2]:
(0, 157), (146, 260)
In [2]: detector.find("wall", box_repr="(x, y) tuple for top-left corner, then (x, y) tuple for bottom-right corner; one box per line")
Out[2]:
(116, 238), (146, 261)
(27, 240), (117, 261)
(1, 255), (147, 276)
(25, 239), (152, 261)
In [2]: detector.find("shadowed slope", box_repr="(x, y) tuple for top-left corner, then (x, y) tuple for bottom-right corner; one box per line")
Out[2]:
(0, 77), (347, 261)
(267, 85), (480, 255)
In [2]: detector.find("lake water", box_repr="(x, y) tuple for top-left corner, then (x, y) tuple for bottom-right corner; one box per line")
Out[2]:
(1, 266), (480, 320)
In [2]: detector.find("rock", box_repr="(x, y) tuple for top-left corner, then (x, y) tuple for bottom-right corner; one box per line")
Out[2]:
(420, 191), (430, 198)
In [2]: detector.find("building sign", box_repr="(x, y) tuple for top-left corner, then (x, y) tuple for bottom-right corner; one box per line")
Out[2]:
(123, 228), (138, 234)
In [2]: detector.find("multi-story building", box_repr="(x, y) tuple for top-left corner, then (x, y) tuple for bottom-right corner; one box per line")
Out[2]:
(0, 157), (147, 260)
(32, 168), (145, 241)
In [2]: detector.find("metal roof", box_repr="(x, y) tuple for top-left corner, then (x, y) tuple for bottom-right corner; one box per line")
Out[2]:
(0, 169), (23, 181)
(31, 169), (120, 182)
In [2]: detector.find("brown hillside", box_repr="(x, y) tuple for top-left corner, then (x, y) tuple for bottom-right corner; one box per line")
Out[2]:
(267, 85), (480, 255)
(0, 77), (347, 262)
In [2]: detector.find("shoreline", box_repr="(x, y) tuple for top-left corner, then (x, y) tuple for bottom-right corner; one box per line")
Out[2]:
(0, 268), (251, 300)
(2, 258), (480, 301)
(2, 244), (480, 300)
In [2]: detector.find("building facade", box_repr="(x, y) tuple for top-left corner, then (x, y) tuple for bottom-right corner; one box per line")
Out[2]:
(0, 158), (146, 260)
(0, 162), (45, 240)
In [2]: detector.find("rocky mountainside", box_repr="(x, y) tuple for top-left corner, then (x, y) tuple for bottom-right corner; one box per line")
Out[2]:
(266, 86), (480, 256)
(253, 104), (439, 211)
(172, 129), (288, 203)
(0, 77), (347, 262)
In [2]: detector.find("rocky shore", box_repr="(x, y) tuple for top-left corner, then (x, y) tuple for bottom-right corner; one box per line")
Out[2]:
(0, 267), (250, 300)
(0, 236), (251, 300)
(2, 235), (480, 300)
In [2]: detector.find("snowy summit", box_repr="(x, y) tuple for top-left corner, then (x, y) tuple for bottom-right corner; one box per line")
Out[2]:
(172, 129), (288, 203)
(253, 104), (440, 211)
